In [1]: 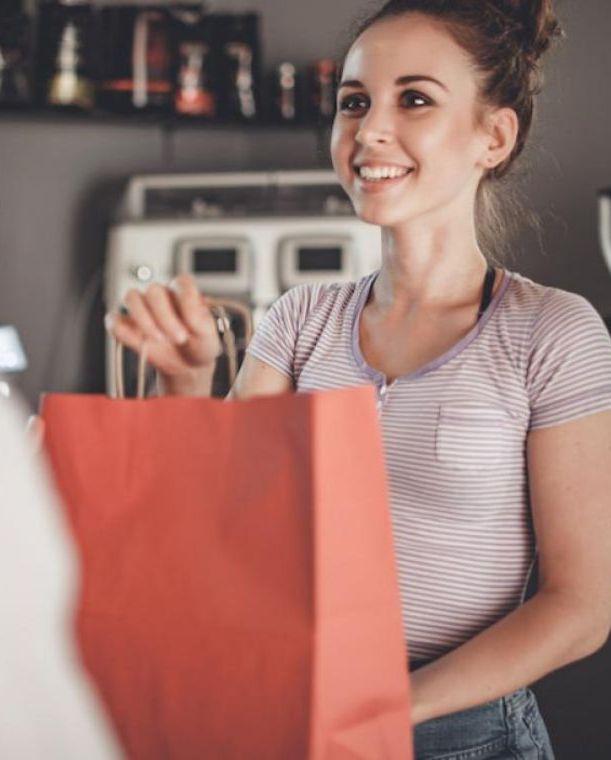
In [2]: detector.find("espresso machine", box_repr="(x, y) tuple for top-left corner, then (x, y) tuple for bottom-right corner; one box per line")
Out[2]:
(597, 188), (611, 333)
(104, 170), (382, 396)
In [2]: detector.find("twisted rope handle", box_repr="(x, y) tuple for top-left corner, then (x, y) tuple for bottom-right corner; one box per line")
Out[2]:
(112, 297), (253, 399)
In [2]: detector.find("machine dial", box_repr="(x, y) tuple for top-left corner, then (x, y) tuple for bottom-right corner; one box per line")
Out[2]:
(130, 264), (154, 283)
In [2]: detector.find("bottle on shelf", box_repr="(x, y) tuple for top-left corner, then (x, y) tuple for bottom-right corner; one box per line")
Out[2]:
(213, 13), (262, 122)
(98, 6), (173, 115)
(308, 58), (338, 124)
(36, 0), (95, 112)
(47, 19), (94, 110)
(0, 0), (32, 107)
(267, 61), (300, 123)
(7, 3), (336, 130)
(170, 6), (217, 119)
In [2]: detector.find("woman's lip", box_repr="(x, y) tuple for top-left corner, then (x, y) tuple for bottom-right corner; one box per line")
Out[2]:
(354, 169), (414, 193)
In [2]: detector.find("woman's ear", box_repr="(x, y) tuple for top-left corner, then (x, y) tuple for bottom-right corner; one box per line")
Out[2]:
(479, 106), (520, 170)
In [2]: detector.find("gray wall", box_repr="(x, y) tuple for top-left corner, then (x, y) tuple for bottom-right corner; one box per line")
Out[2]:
(1, 1), (610, 756)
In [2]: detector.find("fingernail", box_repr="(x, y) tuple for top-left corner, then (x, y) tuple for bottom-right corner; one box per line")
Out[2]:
(104, 313), (115, 332)
(175, 330), (188, 344)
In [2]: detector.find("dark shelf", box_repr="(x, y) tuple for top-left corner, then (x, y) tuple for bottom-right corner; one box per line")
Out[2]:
(0, 105), (333, 132)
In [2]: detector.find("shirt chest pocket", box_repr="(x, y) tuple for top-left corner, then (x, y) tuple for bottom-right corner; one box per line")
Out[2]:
(435, 402), (516, 470)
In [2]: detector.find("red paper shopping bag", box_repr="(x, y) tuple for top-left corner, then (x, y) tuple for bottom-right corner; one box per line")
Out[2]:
(41, 385), (413, 759)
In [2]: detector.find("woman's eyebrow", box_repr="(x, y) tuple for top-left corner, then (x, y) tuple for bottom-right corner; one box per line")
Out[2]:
(338, 74), (448, 92)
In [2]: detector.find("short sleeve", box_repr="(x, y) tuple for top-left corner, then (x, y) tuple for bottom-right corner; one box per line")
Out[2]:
(526, 288), (611, 430)
(246, 284), (326, 380)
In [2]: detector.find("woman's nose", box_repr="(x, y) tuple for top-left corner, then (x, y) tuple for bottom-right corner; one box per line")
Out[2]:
(355, 115), (395, 146)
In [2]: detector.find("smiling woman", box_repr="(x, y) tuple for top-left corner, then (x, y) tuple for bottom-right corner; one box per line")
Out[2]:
(331, 0), (563, 262)
(104, 4), (611, 757)
(241, 1), (611, 758)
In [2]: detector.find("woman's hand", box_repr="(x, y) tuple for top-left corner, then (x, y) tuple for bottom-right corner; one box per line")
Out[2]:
(104, 274), (222, 396)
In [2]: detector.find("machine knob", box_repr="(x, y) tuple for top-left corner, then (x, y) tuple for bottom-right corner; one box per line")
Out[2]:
(130, 264), (154, 283)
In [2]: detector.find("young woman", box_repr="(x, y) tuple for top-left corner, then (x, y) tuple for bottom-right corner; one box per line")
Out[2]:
(106, 1), (611, 756)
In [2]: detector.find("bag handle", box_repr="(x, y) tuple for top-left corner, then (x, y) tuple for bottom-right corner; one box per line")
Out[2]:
(113, 297), (254, 400)
(208, 297), (253, 390)
(114, 340), (148, 400)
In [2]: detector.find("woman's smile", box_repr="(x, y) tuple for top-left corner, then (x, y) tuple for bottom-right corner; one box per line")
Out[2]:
(353, 165), (415, 193)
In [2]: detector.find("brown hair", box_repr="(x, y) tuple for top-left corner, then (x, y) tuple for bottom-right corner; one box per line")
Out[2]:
(340, 1), (566, 265)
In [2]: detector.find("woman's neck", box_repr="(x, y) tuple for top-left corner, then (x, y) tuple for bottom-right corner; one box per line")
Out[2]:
(373, 225), (492, 315)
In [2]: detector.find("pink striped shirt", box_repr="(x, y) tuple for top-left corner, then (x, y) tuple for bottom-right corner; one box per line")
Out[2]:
(246, 268), (611, 660)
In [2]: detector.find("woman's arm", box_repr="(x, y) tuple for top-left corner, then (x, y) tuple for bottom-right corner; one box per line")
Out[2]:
(226, 354), (293, 400)
(409, 409), (611, 725)
(158, 354), (292, 400)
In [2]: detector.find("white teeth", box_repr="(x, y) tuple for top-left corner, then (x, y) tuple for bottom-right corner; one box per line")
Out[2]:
(358, 166), (412, 181)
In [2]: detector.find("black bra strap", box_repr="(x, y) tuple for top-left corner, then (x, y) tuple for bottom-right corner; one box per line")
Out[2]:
(477, 264), (496, 321)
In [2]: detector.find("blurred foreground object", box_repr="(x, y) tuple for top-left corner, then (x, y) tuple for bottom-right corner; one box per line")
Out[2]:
(0, 394), (122, 758)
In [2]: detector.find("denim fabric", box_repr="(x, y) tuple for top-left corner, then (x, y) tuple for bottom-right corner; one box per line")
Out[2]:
(411, 680), (555, 759)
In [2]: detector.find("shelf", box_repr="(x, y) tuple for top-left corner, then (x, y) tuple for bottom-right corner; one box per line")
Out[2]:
(0, 105), (333, 132)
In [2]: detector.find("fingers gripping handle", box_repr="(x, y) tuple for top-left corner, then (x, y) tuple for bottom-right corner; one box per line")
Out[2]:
(111, 297), (252, 399)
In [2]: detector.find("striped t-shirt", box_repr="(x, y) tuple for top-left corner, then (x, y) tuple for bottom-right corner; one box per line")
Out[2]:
(245, 268), (611, 661)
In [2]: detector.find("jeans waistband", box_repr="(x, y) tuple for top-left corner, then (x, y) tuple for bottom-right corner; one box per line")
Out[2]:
(502, 686), (531, 717)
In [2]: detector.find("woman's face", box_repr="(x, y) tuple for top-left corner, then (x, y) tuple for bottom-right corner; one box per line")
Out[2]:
(331, 13), (494, 229)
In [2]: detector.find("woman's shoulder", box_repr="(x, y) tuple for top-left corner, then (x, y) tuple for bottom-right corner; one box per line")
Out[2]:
(278, 271), (375, 323)
(506, 270), (611, 429)
(505, 269), (603, 321)
(504, 269), (610, 348)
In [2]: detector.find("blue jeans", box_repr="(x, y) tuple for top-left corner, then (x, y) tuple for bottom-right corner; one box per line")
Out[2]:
(411, 664), (555, 759)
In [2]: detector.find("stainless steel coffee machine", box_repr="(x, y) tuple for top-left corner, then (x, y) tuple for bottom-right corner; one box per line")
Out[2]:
(104, 170), (382, 396)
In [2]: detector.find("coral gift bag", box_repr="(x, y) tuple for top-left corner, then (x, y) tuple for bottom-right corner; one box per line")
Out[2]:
(41, 383), (413, 759)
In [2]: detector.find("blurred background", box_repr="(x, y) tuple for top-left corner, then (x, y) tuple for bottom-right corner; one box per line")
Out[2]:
(0, 0), (609, 756)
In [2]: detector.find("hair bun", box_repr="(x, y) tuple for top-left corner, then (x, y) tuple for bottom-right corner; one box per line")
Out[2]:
(498, 0), (565, 63)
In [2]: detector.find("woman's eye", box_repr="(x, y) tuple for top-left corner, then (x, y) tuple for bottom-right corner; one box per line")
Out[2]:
(338, 90), (431, 114)
(338, 94), (369, 113)
(401, 90), (431, 108)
